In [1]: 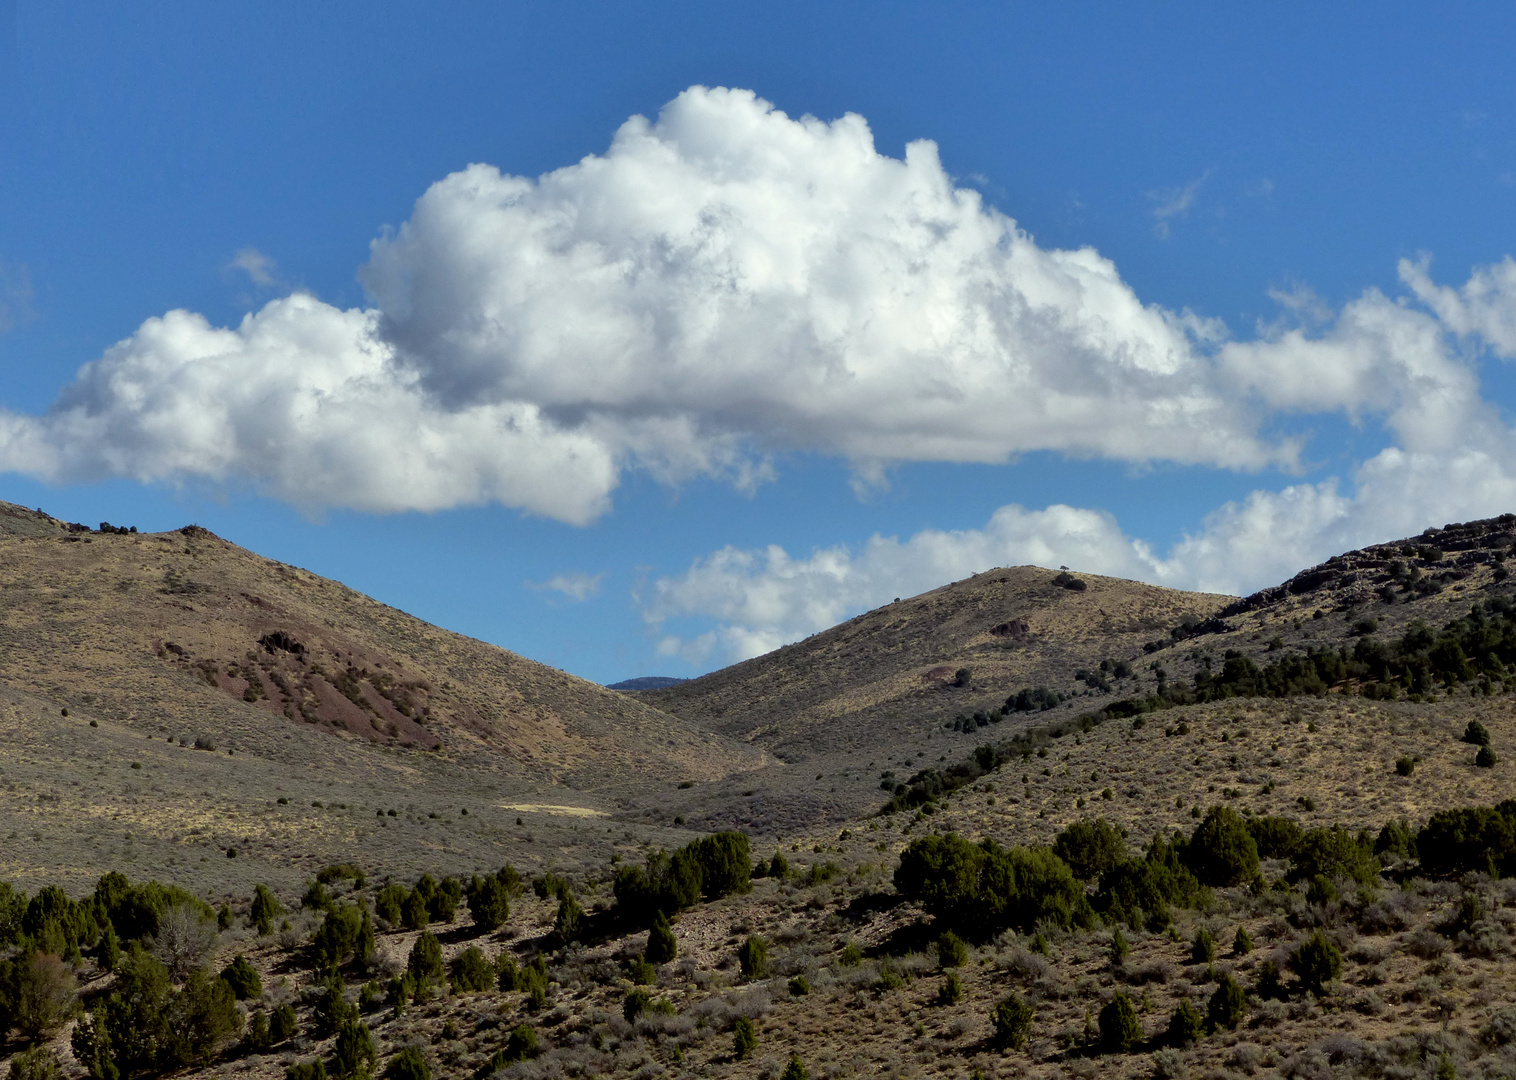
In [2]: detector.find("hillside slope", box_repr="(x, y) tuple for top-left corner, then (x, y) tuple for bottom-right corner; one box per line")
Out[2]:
(641, 566), (1234, 762)
(0, 502), (766, 790)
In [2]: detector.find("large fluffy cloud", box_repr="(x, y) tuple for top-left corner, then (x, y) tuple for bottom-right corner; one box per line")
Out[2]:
(2, 86), (1318, 516)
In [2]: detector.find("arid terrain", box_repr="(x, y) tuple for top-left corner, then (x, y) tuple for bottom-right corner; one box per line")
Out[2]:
(5, 504), (1516, 1080)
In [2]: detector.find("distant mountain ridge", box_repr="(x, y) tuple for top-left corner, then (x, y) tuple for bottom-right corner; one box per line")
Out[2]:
(607, 676), (689, 691)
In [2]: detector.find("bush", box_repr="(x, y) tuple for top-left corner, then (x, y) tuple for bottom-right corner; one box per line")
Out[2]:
(626, 958), (656, 985)
(382, 1046), (431, 1080)
(1395, 755), (1416, 777)
(312, 976), (356, 1038)
(286, 1061), (327, 1080)
(937, 930), (967, 969)
(8, 1046), (61, 1080)
(466, 875), (509, 931)
(733, 1016), (757, 1060)
(271, 1002), (298, 1043)
(1233, 926), (1253, 955)
(1207, 973), (1246, 1030)
(1110, 928), (1130, 965)
(737, 936), (768, 979)
(406, 933), (444, 985)
(1191, 927), (1216, 965)
(1290, 827), (1379, 885)
(1098, 992), (1142, 1052)
(1288, 930), (1342, 995)
(894, 834), (1091, 935)
(781, 1055), (808, 1080)
(1464, 720), (1492, 746)
(1245, 816), (1302, 860)
(992, 994), (1034, 1049)
(1095, 835), (1210, 930)
(311, 904), (375, 973)
(220, 954), (262, 999)
(553, 896), (585, 941)
(644, 910), (677, 964)
(329, 1019), (376, 1080)
(1418, 804), (1516, 877)
(1053, 818), (1128, 881)
(10, 950), (78, 1040)
(1184, 807), (1260, 887)
(788, 974), (809, 996)
(937, 972), (963, 1005)
(449, 947), (493, 993)
(1477, 746), (1499, 768)
(1167, 999), (1204, 1046)
(1374, 819), (1417, 862)
(623, 987), (651, 1023)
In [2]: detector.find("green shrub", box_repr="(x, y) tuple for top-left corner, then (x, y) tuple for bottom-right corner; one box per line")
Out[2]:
(311, 904), (375, 973)
(1191, 927), (1216, 965)
(1207, 973), (1246, 1030)
(1245, 815), (1302, 859)
(1233, 926), (1253, 955)
(1375, 819), (1418, 861)
(838, 942), (862, 967)
(1254, 959), (1283, 1000)
(553, 896), (585, 941)
(1395, 756), (1416, 777)
(286, 1060), (327, 1080)
(1477, 746), (1499, 768)
(311, 976), (356, 1038)
(1109, 928), (1130, 965)
(506, 1024), (538, 1061)
(788, 974), (809, 996)
(1290, 827), (1379, 885)
(406, 933), (444, 985)
(1464, 720), (1492, 746)
(1098, 992), (1142, 1052)
(465, 876), (509, 931)
(250, 884), (282, 937)
(894, 834), (1091, 934)
(1288, 930), (1342, 995)
(1052, 818), (1128, 881)
(937, 972), (963, 1005)
(1419, 804), (1516, 876)
(367, 884), (400, 927)
(220, 955), (262, 1000)
(271, 1002), (298, 1043)
(937, 930), (967, 969)
(400, 889), (428, 932)
(1095, 834), (1210, 930)
(381, 1045), (430, 1080)
(733, 1016), (757, 1060)
(627, 958), (656, 985)
(1183, 807), (1259, 887)
(768, 852), (790, 879)
(6, 1046), (61, 1080)
(1166, 999), (1203, 1046)
(449, 947), (493, 993)
(623, 987), (651, 1023)
(781, 1055), (808, 1080)
(329, 1019), (376, 1080)
(644, 910), (677, 964)
(496, 954), (520, 992)
(992, 994), (1034, 1049)
(737, 936), (768, 979)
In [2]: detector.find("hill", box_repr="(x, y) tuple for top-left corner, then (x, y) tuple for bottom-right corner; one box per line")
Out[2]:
(0, 501), (766, 892)
(641, 566), (1235, 761)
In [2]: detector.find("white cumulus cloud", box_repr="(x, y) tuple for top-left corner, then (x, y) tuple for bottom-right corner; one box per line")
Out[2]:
(1, 86), (1316, 519)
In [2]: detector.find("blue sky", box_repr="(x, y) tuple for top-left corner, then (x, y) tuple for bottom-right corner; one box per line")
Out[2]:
(2, 3), (1515, 682)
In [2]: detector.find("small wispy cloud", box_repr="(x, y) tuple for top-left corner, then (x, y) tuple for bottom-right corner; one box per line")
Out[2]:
(529, 572), (606, 602)
(228, 247), (279, 288)
(1148, 169), (1212, 239)
(0, 259), (37, 334)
